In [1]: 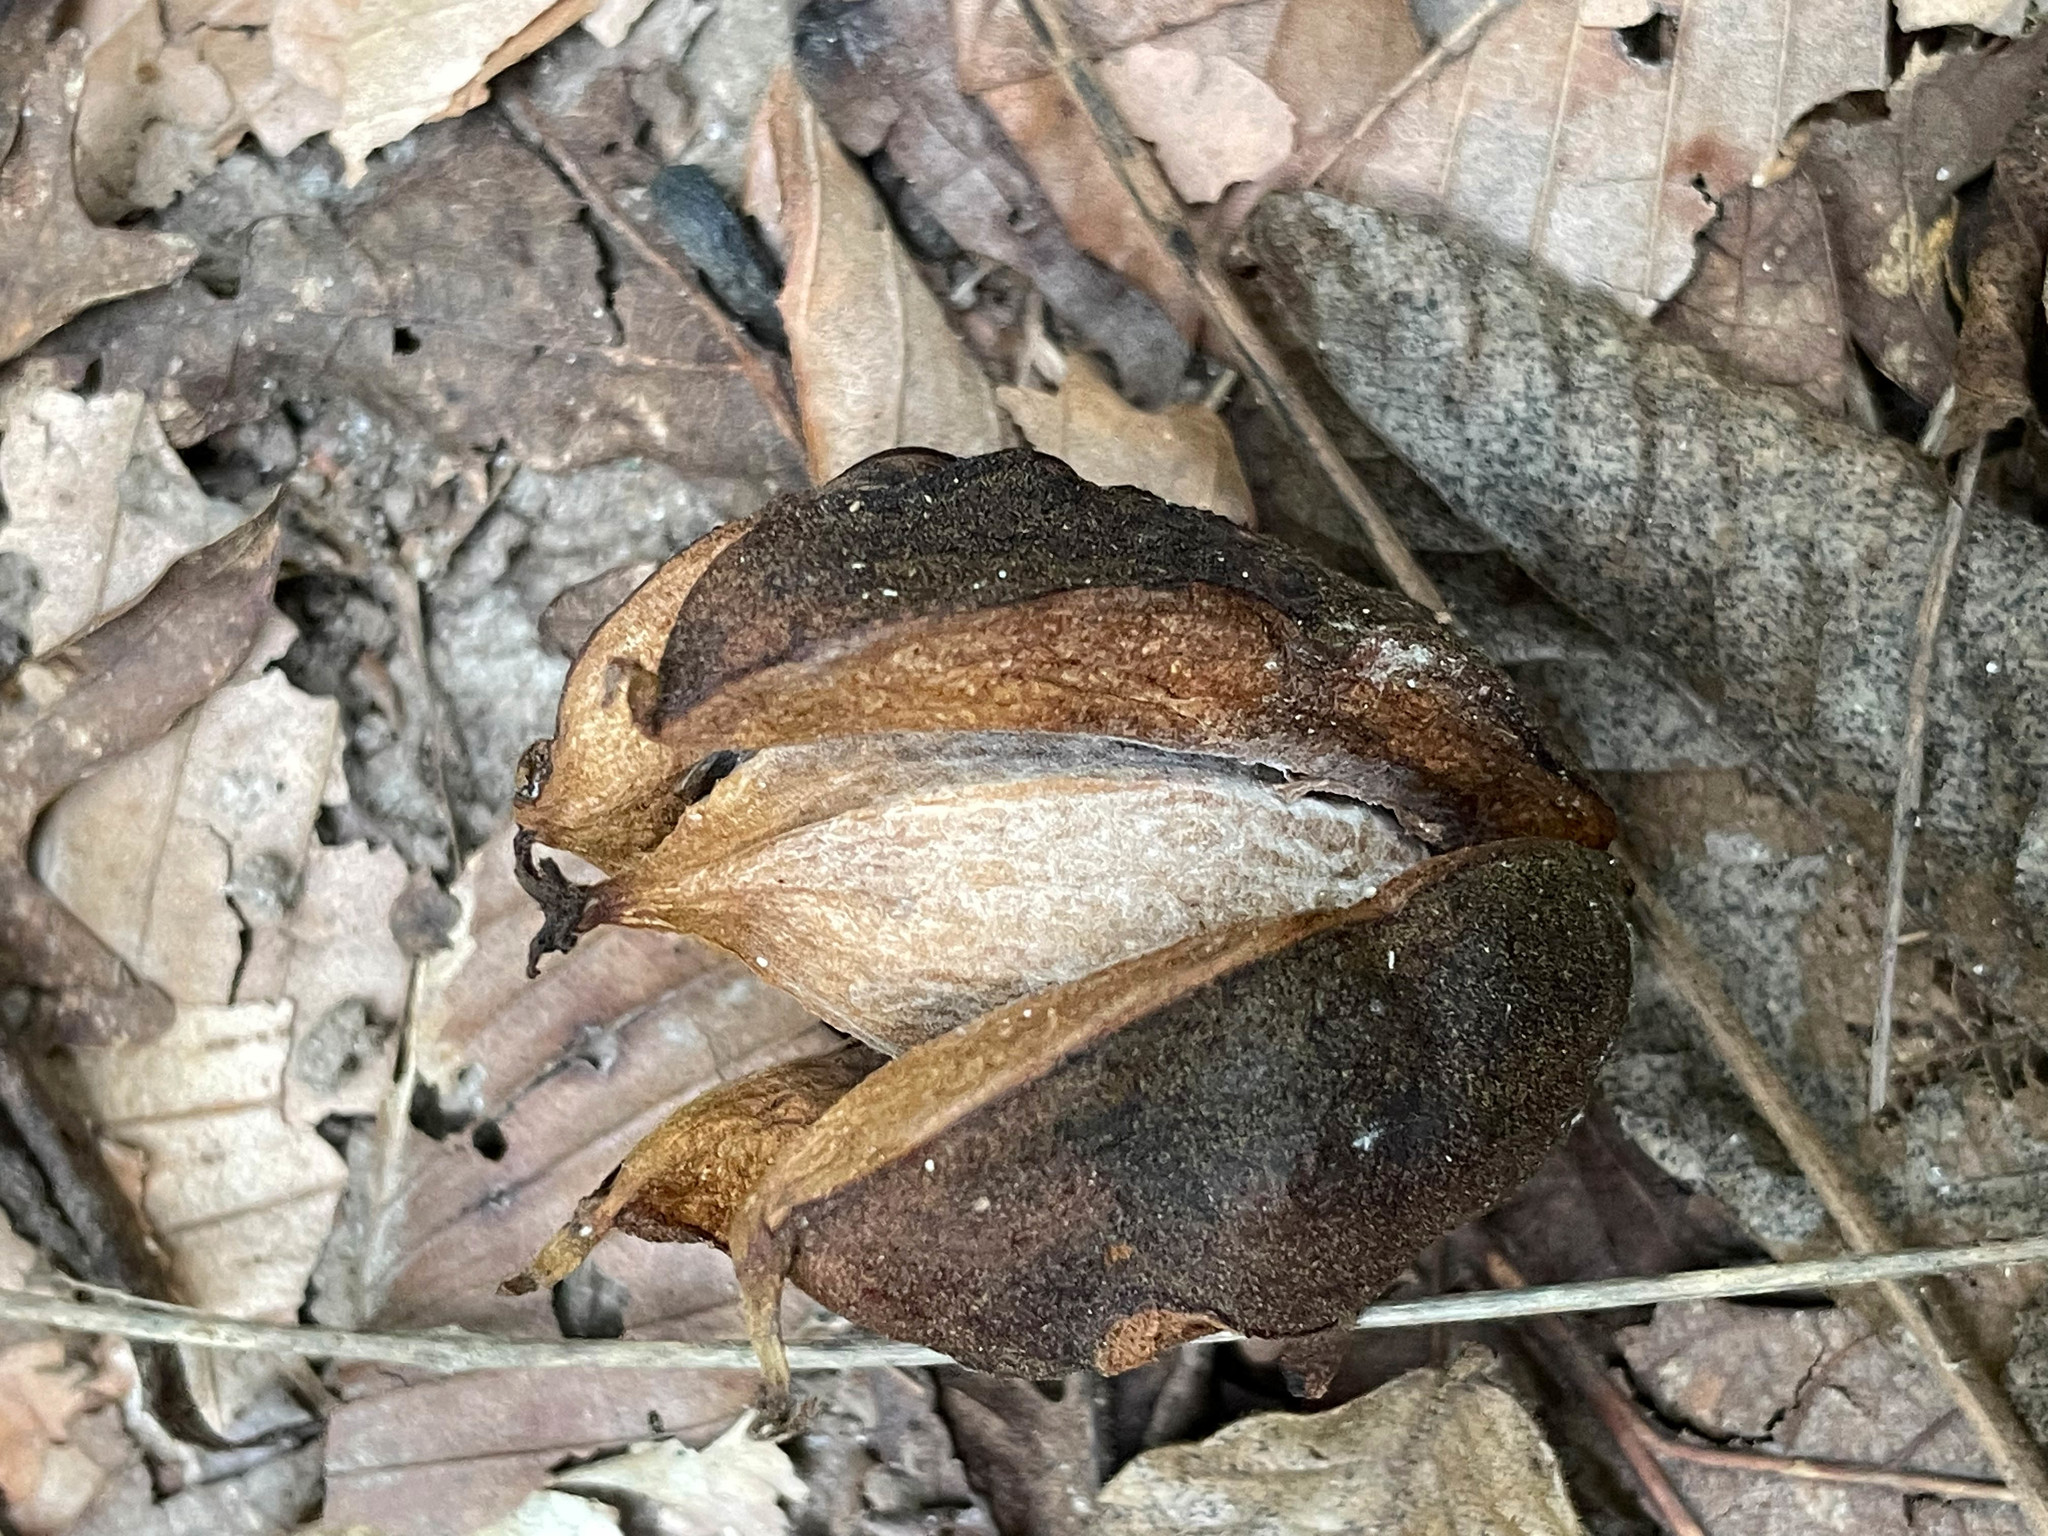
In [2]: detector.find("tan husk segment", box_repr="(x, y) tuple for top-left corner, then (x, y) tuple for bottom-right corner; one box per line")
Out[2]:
(581, 732), (1428, 1052)
(501, 1047), (882, 1297)
(515, 519), (749, 874)
(722, 838), (1630, 1403)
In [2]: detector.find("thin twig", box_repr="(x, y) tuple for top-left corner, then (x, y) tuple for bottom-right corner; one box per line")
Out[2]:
(1870, 436), (1986, 1115)
(494, 88), (807, 461)
(1627, 862), (2048, 1534)
(1645, 1429), (2017, 1506)
(1485, 1249), (1707, 1536)
(15, 1235), (2048, 1372)
(1010, 0), (1450, 622)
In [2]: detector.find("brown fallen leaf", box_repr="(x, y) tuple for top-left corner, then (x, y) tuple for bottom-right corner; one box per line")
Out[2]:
(0, 386), (249, 657)
(0, 514), (280, 1044)
(0, 1337), (130, 1536)
(37, 649), (415, 1424)
(968, 1), (1295, 332)
(1934, 57), (2048, 452)
(797, 1368), (998, 1535)
(322, 1367), (766, 1536)
(1097, 43), (1294, 204)
(1315, 0), (1887, 313)
(939, 1369), (1102, 1536)
(998, 353), (1255, 523)
(744, 67), (1010, 482)
(1654, 173), (1852, 415)
(0, 33), (194, 363)
(956, 0), (1286, 341)
(792, 0), (1191, 405)
(546, 1420), (807, 1535)
(952, 0), (1266, 93)
(36, 658), (332, 998)
(973, 73), (1204, 337)
(2, 448), (410, 1425)
(352, 824), (836, 1343)
(70, 0), (602, 213)
(68, 1001), (351, 1429)
(1800, 28), (2048, 404)
(42, 113), (802, 481)
(64, 1442), (321, 1536)
(1091, 1346), (1584, 1534)
(1259, 0), (1421, 160)
(1620, 1299), (2016, 1533)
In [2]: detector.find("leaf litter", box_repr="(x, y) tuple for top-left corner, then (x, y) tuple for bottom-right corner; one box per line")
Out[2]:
(11, 0), (2048, 1532)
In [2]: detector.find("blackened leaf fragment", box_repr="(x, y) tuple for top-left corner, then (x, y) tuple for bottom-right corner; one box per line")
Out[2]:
(1799, 28), (2048, 405)
(1938, 59), (2048, 452)
(650, 164), (789, 350)
(511, 829), (598, 978)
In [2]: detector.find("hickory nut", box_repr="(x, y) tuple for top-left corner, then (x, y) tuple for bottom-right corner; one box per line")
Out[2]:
(504, 447), (1631, 1410)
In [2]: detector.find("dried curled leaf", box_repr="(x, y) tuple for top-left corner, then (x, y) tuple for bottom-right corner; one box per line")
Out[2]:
(577, 731), (1425, 1051)
(517, 449), (1614, 871)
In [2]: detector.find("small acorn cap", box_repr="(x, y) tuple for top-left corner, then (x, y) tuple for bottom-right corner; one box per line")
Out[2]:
(727, 836), (1632, 1397)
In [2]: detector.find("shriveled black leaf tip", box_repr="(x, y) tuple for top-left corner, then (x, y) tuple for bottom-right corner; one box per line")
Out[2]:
(513, 828), (595, 977)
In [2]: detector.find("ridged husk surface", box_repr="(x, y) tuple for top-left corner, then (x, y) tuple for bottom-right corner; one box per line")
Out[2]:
(505, 448), (1631, 1397)
(517, 449), (1613, 871)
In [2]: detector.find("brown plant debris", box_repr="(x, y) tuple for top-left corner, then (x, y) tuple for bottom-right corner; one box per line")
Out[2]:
(790, 0), (1191, 406)
(0, 515), (280, 1044)
(0, 34), (194, 365)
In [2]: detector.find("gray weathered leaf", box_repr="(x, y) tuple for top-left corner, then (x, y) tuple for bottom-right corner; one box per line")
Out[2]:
(1093, 1346), (1583, 1535)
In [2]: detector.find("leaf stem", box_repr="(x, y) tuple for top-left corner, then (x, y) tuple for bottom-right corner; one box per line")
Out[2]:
(1869, 436), (1986, 1115)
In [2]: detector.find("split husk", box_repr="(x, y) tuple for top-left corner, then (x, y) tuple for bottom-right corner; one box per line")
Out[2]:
(506, 447), (1631, 1407)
